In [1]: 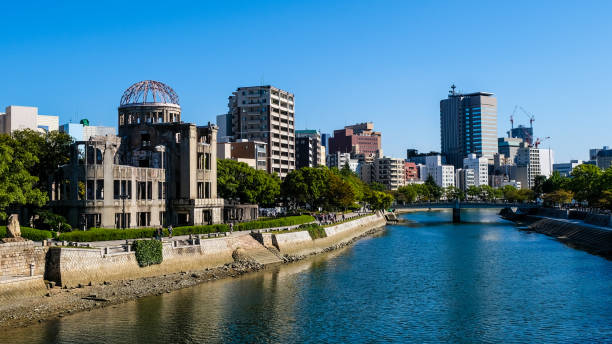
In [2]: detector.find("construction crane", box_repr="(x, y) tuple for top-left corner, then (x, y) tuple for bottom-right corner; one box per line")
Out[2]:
(509, 105), (518, 129)
(534, 136), (551, 148)
(519, 106), (535, 128)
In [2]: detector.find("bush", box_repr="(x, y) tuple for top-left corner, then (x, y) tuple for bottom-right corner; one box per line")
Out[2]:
(235, 215), (314, 231)
(0, 226), (55, 241)
(298, 223), (327, 240)
(58, 227), (163, 242)
(132, 239), (163, 267)
(173, 224), (229, 236)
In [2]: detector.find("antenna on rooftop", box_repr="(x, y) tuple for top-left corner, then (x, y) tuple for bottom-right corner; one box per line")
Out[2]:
(449, 84), (457, 96)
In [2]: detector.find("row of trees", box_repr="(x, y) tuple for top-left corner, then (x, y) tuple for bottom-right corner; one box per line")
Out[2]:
(217, 161), (393, 211)
(0, 129), (73, 227)
(534, 164), (612, 209)
(393, 176), (535, 204)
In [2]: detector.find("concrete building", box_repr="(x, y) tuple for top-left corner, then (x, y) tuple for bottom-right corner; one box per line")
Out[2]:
(406, 149), (445, 165)
(225, 86), (295, 177)
(455, 168), (475, 191)
(498, 137), (523, 163)
(326, 152), (358, 172)
(508, 125), (534, 146)
(425, 155), (455, 188)
(328, 122), (382, 157)
(515, 144), (541, 189)
(590, 146), (609, 161)
(596, 148), (612, 170)
(404, 162), (418, 182)
(217, 140), (267, 171)
(373, 157), (405, 190)
(463, 153), (488, 187)
(553, 160), (583, 177)
(320, 145), (326, 166)
(440, 85), (498, 168)
(538, 148), (555, 177)
(60, 120), (116, 141)
(50, 80), (228, 229)
(295, 129), (323, 169)
(0, 105), (59, 133)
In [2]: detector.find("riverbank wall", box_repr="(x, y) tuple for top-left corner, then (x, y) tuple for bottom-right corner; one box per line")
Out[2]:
(32, 213), (386, 289)
(501, 208), (612, 259)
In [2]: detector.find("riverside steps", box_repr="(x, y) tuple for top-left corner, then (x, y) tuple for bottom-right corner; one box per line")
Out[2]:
(501, 207), (612, 259)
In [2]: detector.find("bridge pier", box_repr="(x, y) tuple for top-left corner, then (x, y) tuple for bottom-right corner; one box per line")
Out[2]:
(452, 207), (461, 223)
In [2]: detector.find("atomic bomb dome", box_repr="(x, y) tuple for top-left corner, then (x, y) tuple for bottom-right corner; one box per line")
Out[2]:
(118, 80), (181, 129)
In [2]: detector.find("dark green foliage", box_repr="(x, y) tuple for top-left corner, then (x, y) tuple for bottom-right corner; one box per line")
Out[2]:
(298, 223), (327, 239)
(0, 226), (55, 241)
(172, 224), (229, 235)
(217, 159), (281, 206)
(132, 240), (163, 267)
(35, 210), (72, 232)
(58, 227), (163, 242)
(235, 215), (314, 231)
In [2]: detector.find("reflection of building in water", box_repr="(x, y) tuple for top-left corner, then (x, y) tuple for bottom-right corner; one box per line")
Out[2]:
(50, 80), (226, 229)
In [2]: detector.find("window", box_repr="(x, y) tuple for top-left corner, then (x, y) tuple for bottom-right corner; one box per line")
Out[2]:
(197, 182), (204, 199)
(96, 179), (104, 199)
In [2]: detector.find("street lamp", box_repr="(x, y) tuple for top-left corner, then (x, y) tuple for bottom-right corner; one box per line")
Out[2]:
(120, 192), (129, 229)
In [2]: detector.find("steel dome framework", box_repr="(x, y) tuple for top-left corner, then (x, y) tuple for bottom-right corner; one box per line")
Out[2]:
(120, 80), (180, 106)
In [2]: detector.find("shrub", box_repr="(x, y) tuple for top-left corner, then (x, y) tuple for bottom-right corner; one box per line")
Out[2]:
(235, 215), (314, 231)
(172, 224), (229, 236)
(298, 223), (327, 240)
(0, 226), (55, 241)
(58, 227), (163, 242)
(132, 239), (163, 267)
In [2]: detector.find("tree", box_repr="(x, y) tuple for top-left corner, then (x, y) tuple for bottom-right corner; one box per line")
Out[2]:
(366, 190), (393, 210)
(479, 185), (495, 201)
(327, 173), (356, 210)
(542, 189), (574, 206)
(217, 159), (281, 206)
(281, 167), (330, 209)
(444, 186), (464, 201)
(425, 176), (442, 201)
(569, 164), (602, 204)
(599, 190), (612, 210)
(369, 182), (386, 192)
(0, 136), (47, 219)
(397, 185), (418, 204)
(533, 175), (547, 197)
(542, 171), (570, 194)
(466, 186), (481, 200)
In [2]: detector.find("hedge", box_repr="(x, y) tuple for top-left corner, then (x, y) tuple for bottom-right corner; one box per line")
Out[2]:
(173, 224), (229, 236)
(133, 240), (163, 267)
(0, 226), (55, 241)
(235, 215), (314, 231)
(298, 223), (327, 240)
(58, 227), (163, 242)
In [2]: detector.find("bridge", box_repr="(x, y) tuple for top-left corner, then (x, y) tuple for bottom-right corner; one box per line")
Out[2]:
(394, 201), (539, 223)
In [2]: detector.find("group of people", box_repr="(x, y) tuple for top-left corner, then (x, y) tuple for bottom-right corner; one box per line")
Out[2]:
(154, 225), (173, 240)
(315, 213), (346, 225)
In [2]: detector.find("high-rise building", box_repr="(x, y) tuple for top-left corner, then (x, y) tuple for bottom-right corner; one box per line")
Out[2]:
(498, 137), (523, 163)
(515, 144), (542, 189)
(295, 130), (323, 169)
(455, 168), (475, 191)
(440, 85), (498, 168)
(225, 86), (295, 177)
(424, 155), (455, 188)
(538, 148), (554, 177)
(0, 105), (59, 134)
(463, 153), (489, 187)
(328, 122), (382, 157)
(508, 125), (534, 145)
(596, 148), (612, 170)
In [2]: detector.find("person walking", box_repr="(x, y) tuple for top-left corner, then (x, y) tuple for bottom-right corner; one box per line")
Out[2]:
(230, 222), (234, 233)
(168, 224), (173, 238)
(156, 226), (163, 240)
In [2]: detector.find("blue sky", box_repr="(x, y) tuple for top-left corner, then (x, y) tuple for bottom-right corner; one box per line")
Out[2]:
(1, 1), (610, 162)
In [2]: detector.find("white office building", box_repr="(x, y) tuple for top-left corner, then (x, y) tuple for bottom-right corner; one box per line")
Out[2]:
(463, 153), (488, 187)
(425, 155), (455, 188)
(0, 105), (59, 134)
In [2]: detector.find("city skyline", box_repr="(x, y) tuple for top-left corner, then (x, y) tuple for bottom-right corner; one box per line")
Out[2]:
(1, 1), (611, 162)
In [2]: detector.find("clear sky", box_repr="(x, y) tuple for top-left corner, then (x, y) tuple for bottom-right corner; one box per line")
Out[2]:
(1, 1), (610, 162)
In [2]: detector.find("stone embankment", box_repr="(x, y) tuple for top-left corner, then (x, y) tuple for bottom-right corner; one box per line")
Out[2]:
(0, 212), (387, 329)
(501, 207), (612, 259)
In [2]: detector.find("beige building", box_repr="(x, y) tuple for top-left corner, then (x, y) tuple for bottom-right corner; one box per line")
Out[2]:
(225, 86), (295, 177)
(372, 157), (405, 190)
(0, 105), (59, 133)
(217, 140), (267, 171)
(50, 81), (225, 228)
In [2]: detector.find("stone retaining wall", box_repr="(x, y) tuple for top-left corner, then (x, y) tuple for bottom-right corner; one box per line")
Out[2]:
(46, 235), (263, 287)
(584, 214), (611, 227)
(268, 213), (387, 257)
(0, 242), (47, 278)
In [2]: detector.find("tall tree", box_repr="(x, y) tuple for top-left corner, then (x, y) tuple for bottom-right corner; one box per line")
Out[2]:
(569, 164), (602, 204)
(217, 159), (281, 206)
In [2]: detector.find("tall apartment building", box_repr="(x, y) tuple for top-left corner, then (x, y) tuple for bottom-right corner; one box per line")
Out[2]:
(326, 152), (358, 172)
(295, 129), (322, 169)
(0, 105), (59, 133)
(373, 157), (405, 190)
(463, 153), (489, 187)
(515, 144), (541, 189)
(440, 85), (498, 168)
(225, 86), (295, 177)
(328, 122), (382, 157)
(455, 168), (475, 191)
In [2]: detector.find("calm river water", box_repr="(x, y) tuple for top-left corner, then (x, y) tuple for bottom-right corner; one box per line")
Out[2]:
(7, 209), (612, 343)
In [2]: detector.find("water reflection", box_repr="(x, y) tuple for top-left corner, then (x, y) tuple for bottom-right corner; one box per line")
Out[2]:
(5, 209), (612, 343)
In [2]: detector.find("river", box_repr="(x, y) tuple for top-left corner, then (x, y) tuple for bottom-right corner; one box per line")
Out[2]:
(6, 209), (612, 343)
